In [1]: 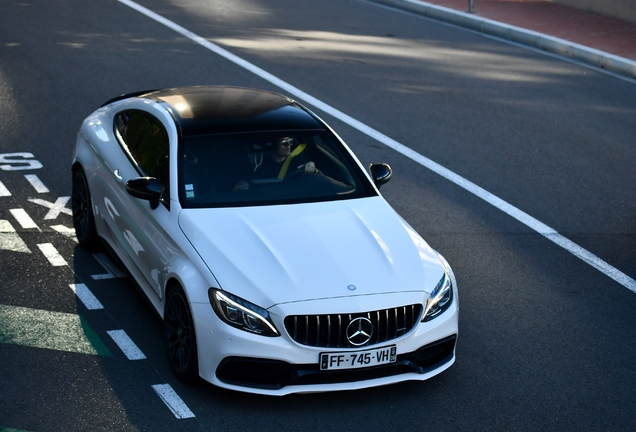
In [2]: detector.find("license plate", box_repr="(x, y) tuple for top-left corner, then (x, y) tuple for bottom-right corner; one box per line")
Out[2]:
(320, 345), (397, 371)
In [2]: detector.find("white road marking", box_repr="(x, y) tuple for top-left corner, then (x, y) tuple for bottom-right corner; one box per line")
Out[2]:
(10, 208), (39, 230)
(69, 283), (104, 310)
(117, 0), (636, 294)
(91, 273), (115, 280)
(0, 219), (30, 253)
(50, 224), (78, 242)
(107, 329), (147, 360)
(38, 243), (67, 266)
(92, 253), (126, 279)
(151, 384), (195, 419)
(0, 180), (11, 197)
(0, 152), (43, 171)
(28, 197), (72, 219)
(24, 174), (50, 193)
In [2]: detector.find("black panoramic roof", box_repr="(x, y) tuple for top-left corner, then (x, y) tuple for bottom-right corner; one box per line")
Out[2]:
(137, 86), (324, 136)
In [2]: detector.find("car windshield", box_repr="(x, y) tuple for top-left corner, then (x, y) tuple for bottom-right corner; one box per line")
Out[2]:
(179, 130), (375, 208)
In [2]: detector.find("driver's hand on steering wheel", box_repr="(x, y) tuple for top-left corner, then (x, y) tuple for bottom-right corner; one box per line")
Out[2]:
(298, 161), (316, 173)
(233, 179), (250, 190)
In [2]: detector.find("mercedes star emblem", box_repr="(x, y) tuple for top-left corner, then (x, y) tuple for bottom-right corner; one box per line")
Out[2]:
(346, 317), (374, 346)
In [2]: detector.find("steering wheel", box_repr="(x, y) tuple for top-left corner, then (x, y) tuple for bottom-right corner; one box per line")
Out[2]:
(287, 167), (306, 180)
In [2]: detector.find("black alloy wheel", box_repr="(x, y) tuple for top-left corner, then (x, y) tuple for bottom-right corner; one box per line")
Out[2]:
(71, 168), (99, 248)
(165, 285), (199, 381)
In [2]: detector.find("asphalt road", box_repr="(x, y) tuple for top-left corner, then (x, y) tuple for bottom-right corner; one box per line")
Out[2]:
(1, 0), (635, 430)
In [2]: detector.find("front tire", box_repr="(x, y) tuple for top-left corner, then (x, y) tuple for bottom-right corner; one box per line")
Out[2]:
(71, 168), (99, 249)
(164, 285), (199, 381)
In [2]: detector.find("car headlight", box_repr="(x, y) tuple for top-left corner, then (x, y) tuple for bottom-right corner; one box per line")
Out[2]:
(209, 289), (279, 337)
(422, 271), (453, 322)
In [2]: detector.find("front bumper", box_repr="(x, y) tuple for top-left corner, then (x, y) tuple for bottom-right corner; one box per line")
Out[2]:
(191, 291), (458, 395)
(217, 335), (456, 389)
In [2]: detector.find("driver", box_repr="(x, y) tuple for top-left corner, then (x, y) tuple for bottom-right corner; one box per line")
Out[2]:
(234, 136), (317, 190)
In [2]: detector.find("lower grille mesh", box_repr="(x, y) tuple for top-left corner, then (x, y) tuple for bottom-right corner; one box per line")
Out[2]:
(284, 304), (423, 348)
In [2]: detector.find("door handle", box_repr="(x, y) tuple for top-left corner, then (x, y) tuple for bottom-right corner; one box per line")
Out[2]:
(113, 169), (123, 181)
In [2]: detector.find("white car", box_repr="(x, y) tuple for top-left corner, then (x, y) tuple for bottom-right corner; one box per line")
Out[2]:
(71, 86), (458, 395)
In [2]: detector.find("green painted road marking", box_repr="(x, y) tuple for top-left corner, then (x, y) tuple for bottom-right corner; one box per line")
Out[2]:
(0, 304), (111, 356)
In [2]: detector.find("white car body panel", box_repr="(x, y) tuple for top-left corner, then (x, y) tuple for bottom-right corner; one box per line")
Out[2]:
(179, 197), (445, 308)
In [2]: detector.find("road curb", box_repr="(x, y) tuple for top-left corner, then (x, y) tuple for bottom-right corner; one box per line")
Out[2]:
(371, 0), (636, 79)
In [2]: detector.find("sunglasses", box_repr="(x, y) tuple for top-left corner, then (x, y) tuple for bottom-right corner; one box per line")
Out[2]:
(278, 138), (292, 147)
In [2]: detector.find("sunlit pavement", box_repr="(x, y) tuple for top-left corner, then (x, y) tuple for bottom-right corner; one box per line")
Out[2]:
(372, 0), (636, 78)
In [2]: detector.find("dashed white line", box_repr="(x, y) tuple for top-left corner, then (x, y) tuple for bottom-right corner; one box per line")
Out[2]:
(1, 164), (188, 414)
(151, 384), (195, 419)
(92, 253), (126, 279)
(24, 174), (50, 193)
(37, 243), (67, 266)
(0, 219), (30, 253)
(107, 330), (147, 360)
(0, 180), (11, 197)
(51, 224), (78, 242)
(10, 208), (39, 230)
(69, 283), (104, 310)
(91, 273), (116, 280)
(117, 0), (636, 294)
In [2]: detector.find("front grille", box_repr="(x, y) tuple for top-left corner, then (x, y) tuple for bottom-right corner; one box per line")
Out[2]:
(216, 335), (457, 390)
(283, 304), (423, 348)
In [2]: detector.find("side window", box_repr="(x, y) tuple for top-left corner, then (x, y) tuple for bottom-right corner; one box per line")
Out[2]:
(115, 110), (170, 205)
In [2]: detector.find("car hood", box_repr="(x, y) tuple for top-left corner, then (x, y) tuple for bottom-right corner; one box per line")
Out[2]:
(178, 197), (445, 308)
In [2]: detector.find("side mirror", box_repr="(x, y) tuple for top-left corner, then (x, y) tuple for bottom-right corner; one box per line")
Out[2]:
(369, 163), (392, 189)
(126, 177), (162, 210)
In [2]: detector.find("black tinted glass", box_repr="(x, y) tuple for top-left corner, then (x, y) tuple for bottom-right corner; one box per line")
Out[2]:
(115, 110), (170, 202)
(179, 131), (374, 208)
